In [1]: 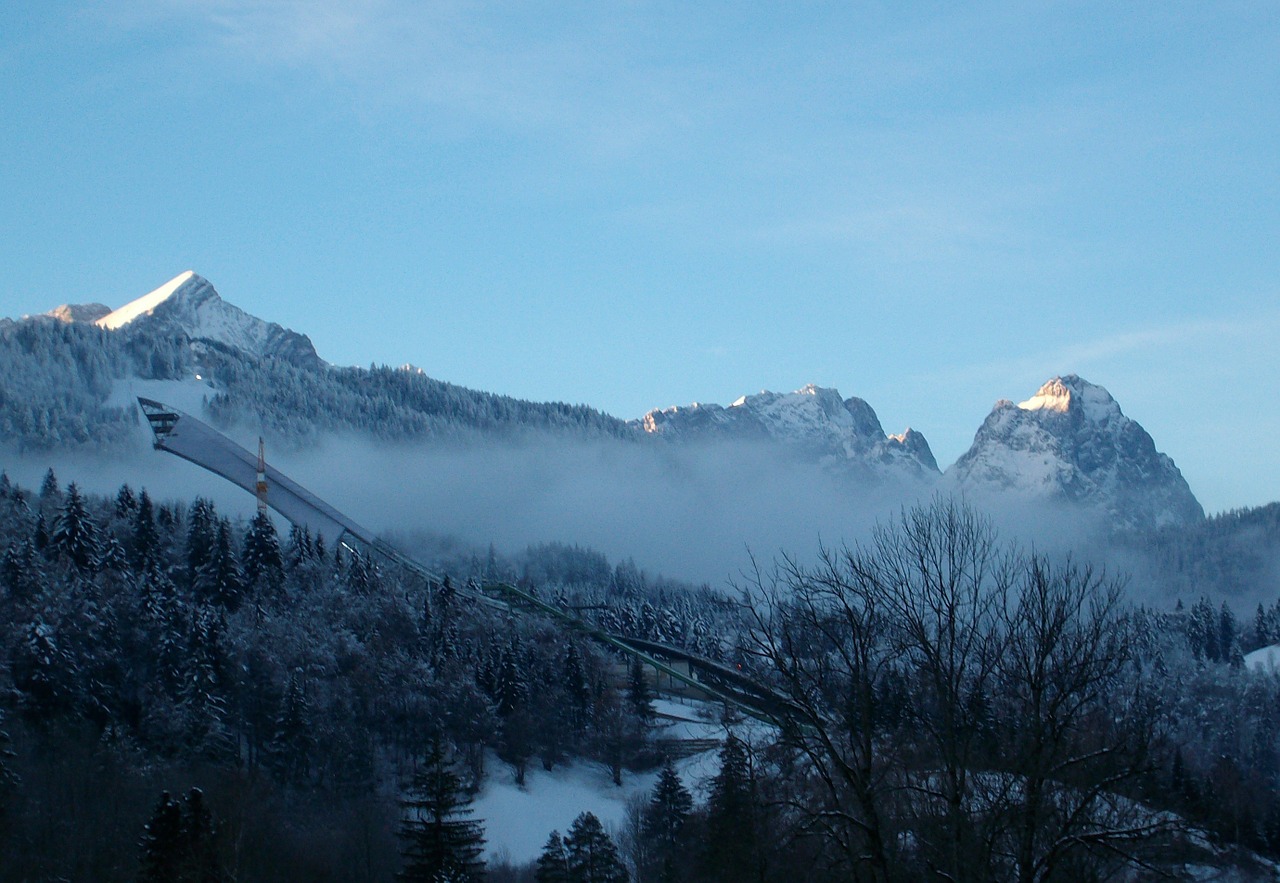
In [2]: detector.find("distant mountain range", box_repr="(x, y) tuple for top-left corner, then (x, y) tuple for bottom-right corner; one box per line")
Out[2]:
(1, 271), (1203, 533)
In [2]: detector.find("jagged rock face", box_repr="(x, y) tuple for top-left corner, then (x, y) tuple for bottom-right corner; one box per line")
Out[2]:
(47, 303), (112, 323)
(95, 271), (323, 369)
(948, 375), (1203, 530)
(637, 383), (940, 479)
(888, 427), (938, 473)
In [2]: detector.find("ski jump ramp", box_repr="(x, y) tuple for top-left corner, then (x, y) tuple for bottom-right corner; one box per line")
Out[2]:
(137, 397), (799, 725)
(137, 398), (374, 553)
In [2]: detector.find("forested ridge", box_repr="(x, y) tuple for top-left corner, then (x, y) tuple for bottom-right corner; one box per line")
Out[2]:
(0, 316), (632, 451)
(3, 474), (1280, 879)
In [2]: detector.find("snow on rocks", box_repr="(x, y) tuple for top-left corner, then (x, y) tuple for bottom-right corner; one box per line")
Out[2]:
(947, 375), (1203, 531)
(96, 271), (322, 369)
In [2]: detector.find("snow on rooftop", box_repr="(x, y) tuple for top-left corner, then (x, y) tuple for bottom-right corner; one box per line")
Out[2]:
(96, 271), (196, 330)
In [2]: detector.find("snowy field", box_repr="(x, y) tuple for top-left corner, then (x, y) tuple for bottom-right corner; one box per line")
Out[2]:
(474, 698), (751, 864)
(1244, 644), (1280, 672)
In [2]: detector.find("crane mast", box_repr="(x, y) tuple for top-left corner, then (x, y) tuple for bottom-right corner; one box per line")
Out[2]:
(255, 436), (268, 514)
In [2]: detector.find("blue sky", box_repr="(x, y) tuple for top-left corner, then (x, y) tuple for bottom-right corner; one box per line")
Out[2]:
(2, 1), (1277, 513)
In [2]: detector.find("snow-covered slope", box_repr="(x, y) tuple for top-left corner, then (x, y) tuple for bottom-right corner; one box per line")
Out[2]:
(95, 271), (322, 368)
(636, 384), (939, 479)
(947, 375), (1203, 530)
(1245, 644), (1280, 672)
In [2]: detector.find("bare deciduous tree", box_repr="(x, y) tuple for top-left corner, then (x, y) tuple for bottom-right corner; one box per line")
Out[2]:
(742, 498), (1169, 883)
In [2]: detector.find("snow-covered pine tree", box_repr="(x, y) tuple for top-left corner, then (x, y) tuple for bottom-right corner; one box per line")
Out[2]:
(178, 605), (232, 758)
(496, 643), (529, 718)
(195, 518), (243, 611)
(114, 482), (136, 518)
(285, 524), (313, 570)
(495, 641), (535, 784)
(184, 498), (217, 587)
(563, 642), (592, 733)
(99, 533), (129, 572)
(627, 658), (653, 724)
(344, 549), (378, 595)
(268, 673), (313, 786)
(1, 540), (44, 600)
(38, 468), (59, 505)
(48, 483), (101, 571)
(131, 490), (161, 572)
(1255, 603), (1271, 648)
(242, 510), (283, 595)
(1221, 602), (1243, 667)
(12, 618), (77, 721)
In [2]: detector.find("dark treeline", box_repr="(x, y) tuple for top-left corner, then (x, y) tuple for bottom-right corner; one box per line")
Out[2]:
(4, 477), (1280, 880)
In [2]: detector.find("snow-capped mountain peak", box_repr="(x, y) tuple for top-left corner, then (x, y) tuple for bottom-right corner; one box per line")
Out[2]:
(97, 270), (197, 330)
(949, 375), (1202, 530)
(94, 271), (322, 369)
(636, 384), (939, 480)
(1017, 374), (1122, 424)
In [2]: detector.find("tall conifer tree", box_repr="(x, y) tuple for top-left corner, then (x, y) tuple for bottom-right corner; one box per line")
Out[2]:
(397, 739), (486, 881)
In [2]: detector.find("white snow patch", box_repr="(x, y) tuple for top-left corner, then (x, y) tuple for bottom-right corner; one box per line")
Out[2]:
(476, 699), (747, 864)
(474, 759), (656, 865)
(1017, 376), (1120, 424)
(97, 271), (195, 330)
(1245, 644), (1280, 672)
(1017, 391), (1071, 413)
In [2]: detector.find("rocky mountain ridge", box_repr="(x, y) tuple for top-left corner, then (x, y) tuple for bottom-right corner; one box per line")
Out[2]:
(636, 384), (939, 479)
(16, 272), (1205, 531)
(92, 271), (324, 369)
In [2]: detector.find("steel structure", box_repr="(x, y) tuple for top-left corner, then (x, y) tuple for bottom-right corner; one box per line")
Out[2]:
(137, 397), (796, 725)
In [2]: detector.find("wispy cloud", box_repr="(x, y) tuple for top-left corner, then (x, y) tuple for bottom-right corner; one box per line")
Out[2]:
(102, 0), (721, 156)
(917, 308), (1280, 394)
(1051, 316), (1269, 366)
